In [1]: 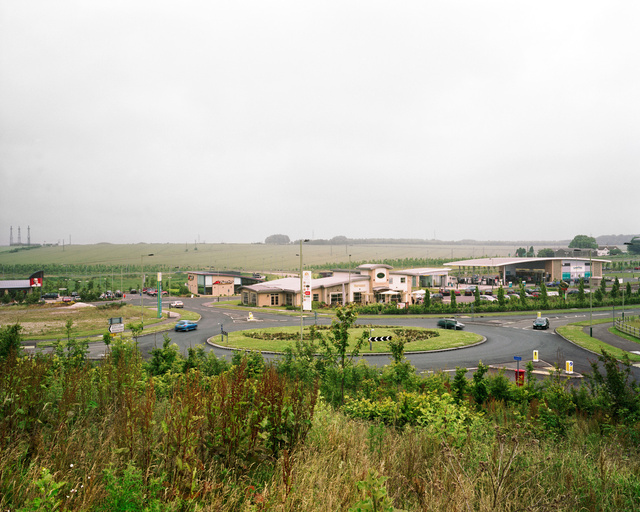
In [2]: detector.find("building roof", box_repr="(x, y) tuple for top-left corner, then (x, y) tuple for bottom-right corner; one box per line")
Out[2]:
(446, 257), (610, 267)
(241, 274), (369, 293)
(391, 267), (451, 276)
(0, 279), (31, 290)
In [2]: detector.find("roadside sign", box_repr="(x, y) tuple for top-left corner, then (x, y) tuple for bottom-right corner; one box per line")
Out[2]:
(533, 350), (539, 362)
(109, 317), (123, 325)
(513, 356), (522, 361)
(109, 323), (124, 334)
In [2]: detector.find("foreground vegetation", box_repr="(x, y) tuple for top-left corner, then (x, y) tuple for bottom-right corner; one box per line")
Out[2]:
(1, 306), (640, 511)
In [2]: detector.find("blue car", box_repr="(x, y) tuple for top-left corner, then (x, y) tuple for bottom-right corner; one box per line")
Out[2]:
(174, 320), (198, 332)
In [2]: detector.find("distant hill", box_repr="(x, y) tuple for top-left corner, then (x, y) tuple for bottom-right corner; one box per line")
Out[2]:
(596, 234), (640, 246)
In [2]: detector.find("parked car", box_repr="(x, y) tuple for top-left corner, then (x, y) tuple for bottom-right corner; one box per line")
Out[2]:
(464, 286), (478, 296)
(174, 320), (197, 332)
(43, 293), (59, 300)
(170, 300), (184, 308)
(430, 293), (444, 301)
(533, 317), (550, 330)
(437, 318), (465, 330)
(479, 295), (497, 302)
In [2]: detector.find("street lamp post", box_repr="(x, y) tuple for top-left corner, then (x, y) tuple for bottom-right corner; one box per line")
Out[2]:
(140, 253), (154, 326)
(575, 248), (593, 337)
(299, 239), (309, 342)
(348, 254), (352, 305)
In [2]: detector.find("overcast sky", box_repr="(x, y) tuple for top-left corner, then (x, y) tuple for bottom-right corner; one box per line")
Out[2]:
(1, 1), (639, 246)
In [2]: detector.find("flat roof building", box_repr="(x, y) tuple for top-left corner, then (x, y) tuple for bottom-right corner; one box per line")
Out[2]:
(445, 256), (609, 285)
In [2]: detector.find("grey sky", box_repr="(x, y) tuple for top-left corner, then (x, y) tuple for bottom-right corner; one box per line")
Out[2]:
(1, 1), (639, 246)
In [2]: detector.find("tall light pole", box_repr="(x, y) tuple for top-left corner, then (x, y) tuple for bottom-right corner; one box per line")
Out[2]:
(299, 239), (309, 342)
(588, 249), (593, 337)
(575, 248), (593, 336)
(140, 253), (154, 325)
(348, 253), (352, 305)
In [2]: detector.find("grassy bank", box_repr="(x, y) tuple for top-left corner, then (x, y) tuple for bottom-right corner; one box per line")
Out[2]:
(0, 302), (199, 341)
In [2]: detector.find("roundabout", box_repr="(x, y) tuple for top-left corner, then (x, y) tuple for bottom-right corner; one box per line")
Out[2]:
(205, 324), (485, 354)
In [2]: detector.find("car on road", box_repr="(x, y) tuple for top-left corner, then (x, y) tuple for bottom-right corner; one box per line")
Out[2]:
(437, 318), (465, 330)
(174, 320), (197, 332)
(170, 300), (184, 308)
(532, 317), (550, 330)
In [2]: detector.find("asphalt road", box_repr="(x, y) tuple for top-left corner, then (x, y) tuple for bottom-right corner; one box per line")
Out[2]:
(125, 295), (640, 381)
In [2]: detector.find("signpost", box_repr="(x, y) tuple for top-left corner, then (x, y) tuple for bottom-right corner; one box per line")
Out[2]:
(157, 272), (163, 319)
(514, 355), (523, 386)
(109, 323), (124, 334)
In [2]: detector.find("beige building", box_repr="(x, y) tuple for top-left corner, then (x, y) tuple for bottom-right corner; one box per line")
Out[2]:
(239, 263), (451, 307)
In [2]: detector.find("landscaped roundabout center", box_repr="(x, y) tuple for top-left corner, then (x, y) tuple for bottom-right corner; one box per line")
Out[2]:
(211, 325), (483, 354)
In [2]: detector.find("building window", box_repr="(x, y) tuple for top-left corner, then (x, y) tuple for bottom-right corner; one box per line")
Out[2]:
(313, 293), (319, 302)
(270, 295), (279, 306)
(286, 294), (293, 306)
(242, 292), (248, 305)
(353, 292), (362, 303)
(412, 276), (416, 287)
(251, 293), (257, 305)
(330, 293), (343, 305)
(389, 277), (394, 284)
(400, 277), (406, 284)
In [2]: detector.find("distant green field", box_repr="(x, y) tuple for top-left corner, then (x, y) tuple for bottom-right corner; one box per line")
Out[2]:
(0, 241), (548, 275)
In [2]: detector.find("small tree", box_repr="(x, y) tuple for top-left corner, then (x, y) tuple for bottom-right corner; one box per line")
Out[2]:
(319, 304), (367, 403)
(519, 282), (528, 308)
(537, 248), (555, 257)
(540, 281), (549, 309)
(497, 286), (506, 309)
(599, 276), (607, 296)
(127, 322), (144, 345)
(611, 278), (620, 300)
(0, 323), (22, 361)
(569, 235), (597, 249)
(474, 286), (481, 307)
(577, 278), (586, 306)
(422, 290), (431, 311)
(450, 290), (457, 311)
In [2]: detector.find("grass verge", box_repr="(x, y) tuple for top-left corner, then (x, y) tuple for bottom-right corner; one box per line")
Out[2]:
(556, 324), (640, 362)
(0, 303), (200, 342)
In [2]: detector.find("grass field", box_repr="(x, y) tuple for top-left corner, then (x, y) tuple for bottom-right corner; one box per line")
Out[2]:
(0, 241), (565, 274)
(0, 302), (199, 341)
